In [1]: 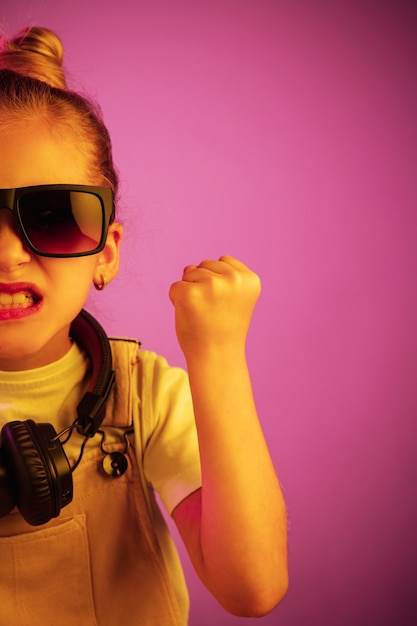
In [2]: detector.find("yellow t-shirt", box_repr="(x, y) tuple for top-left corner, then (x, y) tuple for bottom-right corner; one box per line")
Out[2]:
(0, 340), (202, 624)
(0, 341), (201, 510)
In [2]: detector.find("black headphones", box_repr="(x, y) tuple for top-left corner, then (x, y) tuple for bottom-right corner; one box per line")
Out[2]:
(0, 309), (115, 527)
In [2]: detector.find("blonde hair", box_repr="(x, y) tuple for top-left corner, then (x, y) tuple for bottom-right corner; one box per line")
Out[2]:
(0, 26), (118, 206)
(0, 26), (66, 88)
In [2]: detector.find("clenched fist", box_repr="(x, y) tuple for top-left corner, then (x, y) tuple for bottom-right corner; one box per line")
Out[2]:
(169, 255), (261, 356)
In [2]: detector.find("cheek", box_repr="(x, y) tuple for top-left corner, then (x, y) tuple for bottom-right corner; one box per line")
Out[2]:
(45, 257), (96, 297)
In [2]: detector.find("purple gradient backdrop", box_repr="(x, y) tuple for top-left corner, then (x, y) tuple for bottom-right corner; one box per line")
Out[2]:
(2, 1), (416, 624)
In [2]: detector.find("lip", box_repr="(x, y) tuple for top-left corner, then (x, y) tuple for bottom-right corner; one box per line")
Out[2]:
(0, 282), (43, 321)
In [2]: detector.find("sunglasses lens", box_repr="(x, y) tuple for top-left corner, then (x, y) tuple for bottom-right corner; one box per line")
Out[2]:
(19, 190), (104, 255)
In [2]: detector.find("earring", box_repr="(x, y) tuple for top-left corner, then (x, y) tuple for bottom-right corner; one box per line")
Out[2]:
(94, 276), (108, 291)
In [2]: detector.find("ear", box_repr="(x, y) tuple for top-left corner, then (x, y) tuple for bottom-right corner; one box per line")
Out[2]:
(93, 222), (123, 286)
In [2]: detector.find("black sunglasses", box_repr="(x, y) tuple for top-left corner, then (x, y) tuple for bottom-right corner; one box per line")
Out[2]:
(0, 184), (115, 258)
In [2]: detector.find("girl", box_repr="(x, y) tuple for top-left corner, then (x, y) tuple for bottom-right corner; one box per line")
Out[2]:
(0, 26), (288, 625)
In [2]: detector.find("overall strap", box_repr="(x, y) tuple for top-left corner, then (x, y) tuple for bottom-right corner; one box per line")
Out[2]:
(103, 338), (141, 428)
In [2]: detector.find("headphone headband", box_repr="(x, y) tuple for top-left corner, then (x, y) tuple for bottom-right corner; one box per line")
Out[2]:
(70, 309), (115, 437)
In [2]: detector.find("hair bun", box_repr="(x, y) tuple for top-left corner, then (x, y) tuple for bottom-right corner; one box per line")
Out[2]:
(0, 26), (67, 89)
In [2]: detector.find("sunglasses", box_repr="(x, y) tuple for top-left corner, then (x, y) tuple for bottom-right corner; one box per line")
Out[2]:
(0, 184), (115, 258)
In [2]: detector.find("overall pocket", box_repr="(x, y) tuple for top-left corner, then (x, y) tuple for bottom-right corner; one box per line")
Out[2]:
(0, 514), (97, 626)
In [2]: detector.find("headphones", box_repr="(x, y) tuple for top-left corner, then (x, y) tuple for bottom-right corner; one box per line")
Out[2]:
(0, 309), (115, 527)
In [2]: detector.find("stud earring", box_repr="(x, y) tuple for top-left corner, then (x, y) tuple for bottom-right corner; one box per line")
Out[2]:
(94, 276), (108, 291)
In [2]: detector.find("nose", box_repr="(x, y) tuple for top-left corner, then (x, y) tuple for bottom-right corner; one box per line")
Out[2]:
(0, 209), (31, 271)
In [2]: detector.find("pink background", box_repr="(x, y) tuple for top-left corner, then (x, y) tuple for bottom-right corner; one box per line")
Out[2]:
(2, 1), (416, 624)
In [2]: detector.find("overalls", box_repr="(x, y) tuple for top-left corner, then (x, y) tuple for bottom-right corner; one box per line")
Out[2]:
(0, 339), (187, 625)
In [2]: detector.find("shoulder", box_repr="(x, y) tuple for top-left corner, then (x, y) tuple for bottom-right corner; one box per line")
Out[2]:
(109, 336), (190, 398)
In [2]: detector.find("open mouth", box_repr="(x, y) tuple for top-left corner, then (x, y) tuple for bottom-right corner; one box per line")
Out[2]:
(0, 286), (42, 318)
(0, 292), (38, 310)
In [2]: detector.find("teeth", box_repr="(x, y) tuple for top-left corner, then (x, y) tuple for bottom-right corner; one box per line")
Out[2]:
(0, 292), (35, 309)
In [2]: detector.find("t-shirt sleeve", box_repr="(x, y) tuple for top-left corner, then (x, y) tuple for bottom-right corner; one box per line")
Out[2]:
(134, 350), (202, 515)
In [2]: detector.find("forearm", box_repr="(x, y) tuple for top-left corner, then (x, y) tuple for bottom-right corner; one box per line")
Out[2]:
(180, 345), (288, 615)
(169, 256), (288, 615)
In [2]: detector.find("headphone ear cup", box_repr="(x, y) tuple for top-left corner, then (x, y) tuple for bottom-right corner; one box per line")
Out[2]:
(1, 420), (73, 526)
